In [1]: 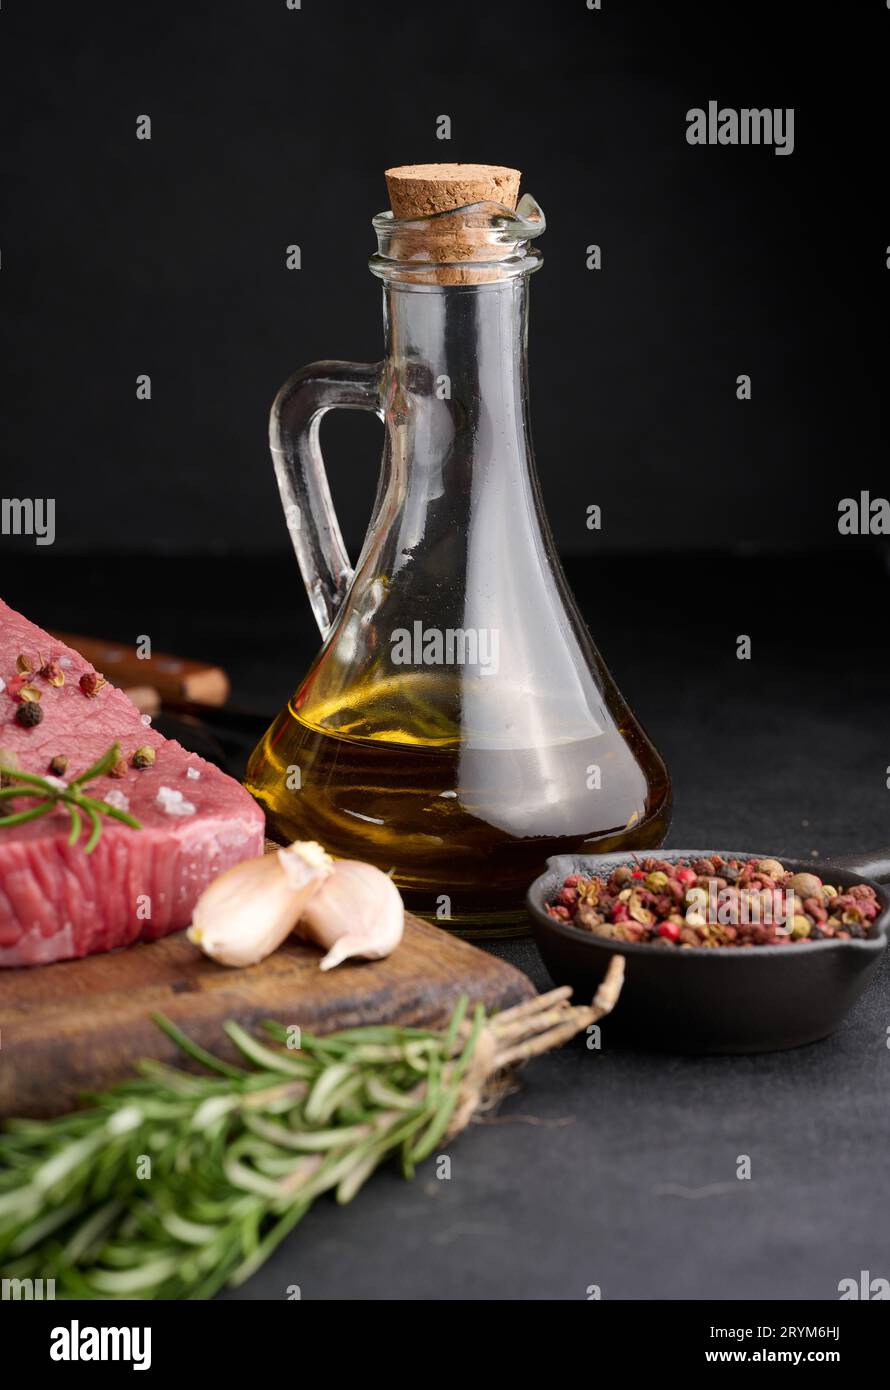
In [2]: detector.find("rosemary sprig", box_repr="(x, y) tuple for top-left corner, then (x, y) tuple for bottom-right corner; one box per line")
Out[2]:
(0, 958), (624, 1299)
(0, 743), (142, 852)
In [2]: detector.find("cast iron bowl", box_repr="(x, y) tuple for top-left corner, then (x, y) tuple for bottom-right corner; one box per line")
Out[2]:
(527, 848), (890, 1054)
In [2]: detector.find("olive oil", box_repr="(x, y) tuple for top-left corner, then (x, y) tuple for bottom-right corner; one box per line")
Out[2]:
(253, 175), (673, 933)
(245, 673), (671, 935)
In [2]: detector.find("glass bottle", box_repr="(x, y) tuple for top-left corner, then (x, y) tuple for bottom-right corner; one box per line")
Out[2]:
(246, 188), (671, 934)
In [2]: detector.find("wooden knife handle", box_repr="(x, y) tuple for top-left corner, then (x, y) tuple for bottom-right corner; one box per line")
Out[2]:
(51, 632), (230, 707)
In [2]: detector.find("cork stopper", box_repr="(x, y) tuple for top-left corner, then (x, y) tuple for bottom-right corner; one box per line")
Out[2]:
(385, 163), (521, 220)
(381, 163), (523, 285)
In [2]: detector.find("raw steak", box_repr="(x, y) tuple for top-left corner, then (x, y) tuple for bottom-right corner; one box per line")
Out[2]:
(0, 600), (265, 965)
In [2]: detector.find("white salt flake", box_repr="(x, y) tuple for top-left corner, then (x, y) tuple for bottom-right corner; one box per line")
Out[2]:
(59, 656), (72, 668)
(104, 789), (131, 812)
(45, 775), (68, 791)
(156, 785), (196, 817)
(0, 677), (5, 694)
(186, 766), (201, 781)
(141, 714), (152, 727)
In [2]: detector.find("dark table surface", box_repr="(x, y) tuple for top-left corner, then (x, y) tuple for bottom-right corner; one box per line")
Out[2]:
(5, 552), (890, 1300)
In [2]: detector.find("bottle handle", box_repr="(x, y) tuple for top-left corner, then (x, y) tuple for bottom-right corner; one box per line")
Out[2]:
(270, 359), (382, 638)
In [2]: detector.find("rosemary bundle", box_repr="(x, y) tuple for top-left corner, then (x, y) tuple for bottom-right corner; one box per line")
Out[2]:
(0, 958), (623, 1299)
(0, 743), (142, 852)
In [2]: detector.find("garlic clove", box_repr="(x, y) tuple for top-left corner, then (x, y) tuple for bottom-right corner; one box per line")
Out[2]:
(277, 838), (333, 888)
(188, 841), (332, 968)
(296, 860), (404, 970)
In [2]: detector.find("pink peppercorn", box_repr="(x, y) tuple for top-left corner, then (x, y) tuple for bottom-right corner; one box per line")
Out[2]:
(546, 857), (881, 949)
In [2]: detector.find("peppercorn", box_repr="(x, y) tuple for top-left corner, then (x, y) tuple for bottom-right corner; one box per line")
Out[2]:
(15, 702), (44, 728)
(48, 754), (69, 776)
(131, 746), (156, 770)
(549, 856), (881, 949)
(79, 671), (107, 698)
(789, 872), (823, 900)
(39, 658), (65, 687)
(0, 746), (20, 787)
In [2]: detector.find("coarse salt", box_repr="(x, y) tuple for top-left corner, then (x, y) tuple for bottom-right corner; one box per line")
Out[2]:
(156, 785), (196, 817)
(141, 714), (152, 727)
(186, 766), (201, 780)
(104, 789), (130, 812)
(59, 656), (72, 668)
(45, 775), (68, 791)
(0, 677), (5, 694)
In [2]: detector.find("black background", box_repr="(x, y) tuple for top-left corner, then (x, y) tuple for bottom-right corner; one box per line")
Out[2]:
(2, 1), (890, 1305)
(1, 0), (887, 560)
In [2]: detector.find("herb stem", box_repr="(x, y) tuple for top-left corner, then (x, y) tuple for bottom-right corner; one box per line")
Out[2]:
(0, 961), (625, 1300)
(0, 743), (142, 852)
(0, 801), (58, 830)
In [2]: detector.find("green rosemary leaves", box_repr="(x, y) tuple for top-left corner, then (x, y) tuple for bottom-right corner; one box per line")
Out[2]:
(0, 962), (624, 1299)
(0, 743), (142, 852)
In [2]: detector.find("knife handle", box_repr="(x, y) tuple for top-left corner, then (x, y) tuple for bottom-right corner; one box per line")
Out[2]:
(51, 632), (230, 707)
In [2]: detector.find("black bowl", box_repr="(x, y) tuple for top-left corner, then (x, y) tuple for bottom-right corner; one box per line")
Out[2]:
(526, 849), (890, 1054)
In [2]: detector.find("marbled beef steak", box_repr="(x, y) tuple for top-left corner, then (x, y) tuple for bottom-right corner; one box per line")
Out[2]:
(0, 600), (265, 965)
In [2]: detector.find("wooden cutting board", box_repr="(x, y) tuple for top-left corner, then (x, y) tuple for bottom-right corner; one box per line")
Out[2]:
(0, 915), (535, 1118)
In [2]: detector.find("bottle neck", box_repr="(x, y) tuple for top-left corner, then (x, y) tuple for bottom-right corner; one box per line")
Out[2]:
(381, 278), (530, 475)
